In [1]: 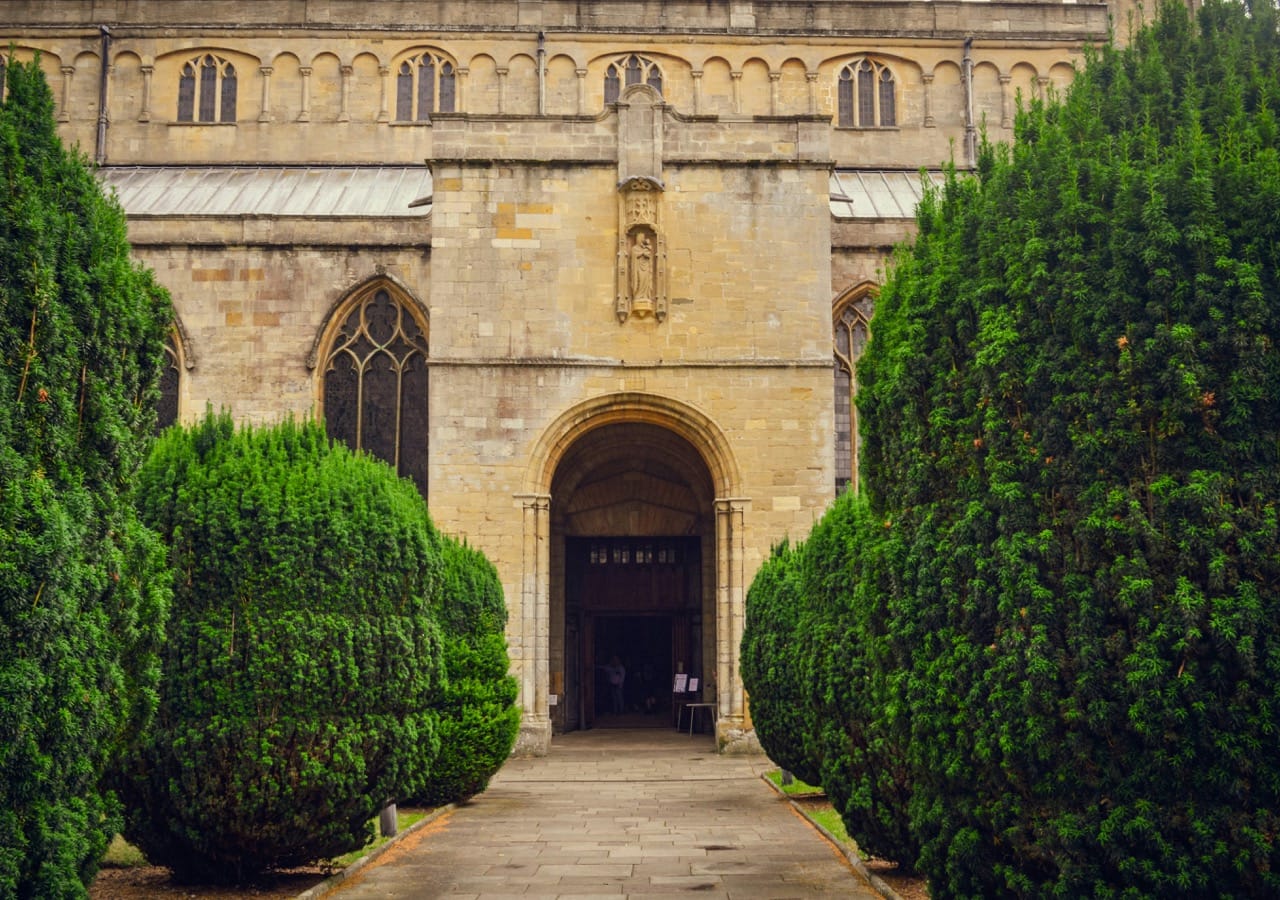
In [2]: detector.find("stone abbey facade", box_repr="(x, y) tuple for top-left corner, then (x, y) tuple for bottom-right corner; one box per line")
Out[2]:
(2, 0), (1116, 754)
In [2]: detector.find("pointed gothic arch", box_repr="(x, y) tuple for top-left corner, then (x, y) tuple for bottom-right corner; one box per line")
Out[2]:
(157, 316), (196, 432)
(310, 277), (430, 494)
(834, 283), (876, 494)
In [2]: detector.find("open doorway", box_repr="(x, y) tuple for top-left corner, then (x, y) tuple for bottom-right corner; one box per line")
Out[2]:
(591, 615), (671, 726)
(564, 535), (702, 731)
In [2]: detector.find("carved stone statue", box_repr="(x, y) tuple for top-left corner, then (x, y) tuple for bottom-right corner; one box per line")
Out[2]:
(629, 231), (654, 305)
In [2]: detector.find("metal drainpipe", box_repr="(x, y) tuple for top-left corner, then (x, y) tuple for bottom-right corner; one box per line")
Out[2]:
(95, 25), (110, 164)
(537, 31), (546, 116)
(962, 36), (976, 169)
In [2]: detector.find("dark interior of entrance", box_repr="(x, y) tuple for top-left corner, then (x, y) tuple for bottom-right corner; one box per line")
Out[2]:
(566, 536), (702, 729)
(593, 615), (671, 719)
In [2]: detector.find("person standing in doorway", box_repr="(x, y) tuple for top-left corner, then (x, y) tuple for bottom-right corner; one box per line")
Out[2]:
(603, 655), (626, 715)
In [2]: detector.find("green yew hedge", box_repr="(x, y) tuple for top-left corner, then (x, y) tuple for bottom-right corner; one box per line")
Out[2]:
(114, 413), (446, 883)
(408, 538), (520, 806)
(744, 2), (1280, 896)
(741, 539), (823, 786)
(0, 58), (173, 898)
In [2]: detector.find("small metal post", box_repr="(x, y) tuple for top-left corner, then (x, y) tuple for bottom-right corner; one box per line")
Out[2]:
(379, 802), (398, 838)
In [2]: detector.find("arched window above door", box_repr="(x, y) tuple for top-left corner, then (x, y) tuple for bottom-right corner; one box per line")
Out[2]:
(319, 285), (430, 495)
(604, 54), (663, 104)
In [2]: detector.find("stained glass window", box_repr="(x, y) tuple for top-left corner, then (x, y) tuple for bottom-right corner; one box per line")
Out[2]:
(322, 288), (430, 495)
(836, 59), (895, 128)
(177, 54), (236, 123)
(834, 295), (872, 494)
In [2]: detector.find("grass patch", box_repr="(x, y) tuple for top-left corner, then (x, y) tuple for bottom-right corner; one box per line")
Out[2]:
(763, 769), (825, 797)
(804, 804), (853, 844)
(101, 835), (148, 868)
(329, 808), (430, 868)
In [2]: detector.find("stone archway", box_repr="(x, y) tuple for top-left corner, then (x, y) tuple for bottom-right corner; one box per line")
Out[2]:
(515, 393), (750, 755)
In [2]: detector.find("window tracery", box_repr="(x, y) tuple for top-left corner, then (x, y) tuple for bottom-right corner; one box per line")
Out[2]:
(604, 54), (663, 104)
(321, 287), (430, 495)
(396, 51), (456, 121)
(177, 53), (236, 122)
(156, 336), (180, 432)
(837, 59), (895, 128)
(834, 292), (873, 494)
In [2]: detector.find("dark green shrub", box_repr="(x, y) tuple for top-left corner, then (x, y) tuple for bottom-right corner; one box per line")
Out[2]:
(114, 413), (445, 883)
(741, 539), (824, 786)
(854, 1), (1280, 895)
(408, 538), (520, 806)
(0, 58), (172, 897)
(802, 492), (917, 870)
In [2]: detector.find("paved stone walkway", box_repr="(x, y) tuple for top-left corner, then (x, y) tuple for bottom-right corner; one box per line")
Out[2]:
(329, 727), (881, 899)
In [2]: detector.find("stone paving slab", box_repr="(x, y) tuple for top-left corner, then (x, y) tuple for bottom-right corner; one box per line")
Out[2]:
(327, 728), (880, 899)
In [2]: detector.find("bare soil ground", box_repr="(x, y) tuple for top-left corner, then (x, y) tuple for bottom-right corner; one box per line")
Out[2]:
(90, 865), (330, 899)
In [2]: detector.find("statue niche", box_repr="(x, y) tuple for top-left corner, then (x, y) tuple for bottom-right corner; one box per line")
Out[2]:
(615, 177), (666, 323)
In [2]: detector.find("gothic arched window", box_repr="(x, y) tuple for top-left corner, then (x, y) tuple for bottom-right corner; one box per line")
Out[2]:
(156, 336), (180, 433)
(604, 54), (663, 104)
(321, 287), (430, 495)
(834, 292), (873, 494)
(396, 52), (456, 121)
(837, 59), (895, 128)
(177, 54), (236, 122)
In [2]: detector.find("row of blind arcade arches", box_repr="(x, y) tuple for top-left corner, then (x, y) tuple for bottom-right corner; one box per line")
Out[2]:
(174, 51), (897, 127)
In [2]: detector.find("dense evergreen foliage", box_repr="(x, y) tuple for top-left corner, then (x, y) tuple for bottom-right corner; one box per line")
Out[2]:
(0, 58), (173, 897)
(408, 537), (520, 806)
(741, 539), (823, 785)
(115, 413), (446, 883)
(745, 2), (1280, 896)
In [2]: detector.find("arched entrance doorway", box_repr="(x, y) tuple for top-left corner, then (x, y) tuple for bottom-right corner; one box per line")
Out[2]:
(550, 422), (714, 732)
(514, 392), (751, 755)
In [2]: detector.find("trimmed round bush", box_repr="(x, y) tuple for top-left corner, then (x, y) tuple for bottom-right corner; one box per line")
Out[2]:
(741, 539), (823, 786)
(113, 413), (445, 883)
(408, 538), (520, 806)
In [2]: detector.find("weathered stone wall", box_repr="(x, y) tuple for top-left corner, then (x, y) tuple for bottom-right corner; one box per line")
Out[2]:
(1, 0), (1103, 169)
(0, 0), (1118, 751)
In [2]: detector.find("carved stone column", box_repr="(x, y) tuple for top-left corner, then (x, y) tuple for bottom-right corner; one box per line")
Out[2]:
(377, 64), (390, 122)
(691, 69), (703, 115)
(922, 72), (935, 128)
(1036, 75), (1050, 102)
(59, 65), (73, 122)
(730, 70), (742, 114)
(297, 66), (312, 122)
(769, 71), (780, 115)
(575, 67), (587, 114)
(714, 498), (750, 749)
(806, 71), (818, 115)
(456, 66), (469, 112)
(258, 65), (273, 123)
(338, 65), (352, 122)
(999, 74), (1012, 129)
(496, 66), (509, 114)
(514, 493), (552, 755)
(138, 64), (153, 122)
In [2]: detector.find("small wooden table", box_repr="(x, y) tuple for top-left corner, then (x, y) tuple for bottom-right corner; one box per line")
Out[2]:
(678, 701), (717, 736)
